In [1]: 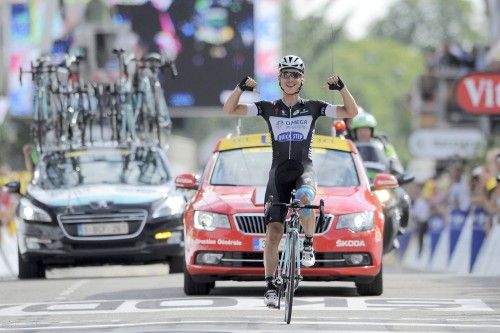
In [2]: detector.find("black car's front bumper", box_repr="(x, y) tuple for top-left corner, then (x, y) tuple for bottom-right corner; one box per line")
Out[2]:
(16, 215), (184, 266)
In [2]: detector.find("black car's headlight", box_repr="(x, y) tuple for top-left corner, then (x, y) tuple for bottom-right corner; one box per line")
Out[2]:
(336, 211), (374, 232)
(19, 198), (52, 222)
(193, 211), (230, 231)
(152, 194), (186, 218)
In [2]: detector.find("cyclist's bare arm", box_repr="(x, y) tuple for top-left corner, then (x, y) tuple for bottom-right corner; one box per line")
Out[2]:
(222, 77), (257, 116)
(327, 75), (358, 119)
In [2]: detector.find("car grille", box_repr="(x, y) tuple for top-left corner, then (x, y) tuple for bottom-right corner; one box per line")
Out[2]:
(234, 214), (333, 235)
(57, 209), (148, 241)
(196, 251), (371, 268)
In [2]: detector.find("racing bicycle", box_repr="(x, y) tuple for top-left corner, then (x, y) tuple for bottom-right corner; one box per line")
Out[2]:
(265, 191), (324, 324)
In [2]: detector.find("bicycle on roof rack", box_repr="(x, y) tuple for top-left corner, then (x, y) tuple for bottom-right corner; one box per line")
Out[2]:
(264, 190), (325, 324)
(135, 52), (178, 147)
(19, 56), (58, 153)
(21, 49), (178, 152)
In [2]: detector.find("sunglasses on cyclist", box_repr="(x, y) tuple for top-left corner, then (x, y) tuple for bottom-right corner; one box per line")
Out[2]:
(280, 71), (303, 79)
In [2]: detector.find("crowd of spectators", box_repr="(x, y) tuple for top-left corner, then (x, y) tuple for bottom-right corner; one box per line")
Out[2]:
(416, 39), (489, 116)
(411, 149), (500, 255)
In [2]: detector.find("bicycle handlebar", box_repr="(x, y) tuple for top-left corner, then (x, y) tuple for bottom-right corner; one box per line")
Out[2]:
(265, 195), (325, 229)
(271, 202), (322, 210)
(19, 66), (58, 86)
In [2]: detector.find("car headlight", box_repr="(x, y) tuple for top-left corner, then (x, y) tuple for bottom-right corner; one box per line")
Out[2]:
(19, 198), (52, 222)
(374, 189), (393, 205)
(152, 195), (186, 218)
(336, 211), (374, 232)
(193, 211), (230, 231)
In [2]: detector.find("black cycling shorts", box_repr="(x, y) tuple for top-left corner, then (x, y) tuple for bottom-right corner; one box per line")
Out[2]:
(264, 159), (317, 225)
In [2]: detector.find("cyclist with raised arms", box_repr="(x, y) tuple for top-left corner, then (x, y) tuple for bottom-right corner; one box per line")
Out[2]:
(223, 55), (358, 307)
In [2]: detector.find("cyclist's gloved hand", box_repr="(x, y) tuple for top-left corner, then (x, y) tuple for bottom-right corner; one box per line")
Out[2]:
(238, 76), (255, 92)
(328, 75), (345, 91)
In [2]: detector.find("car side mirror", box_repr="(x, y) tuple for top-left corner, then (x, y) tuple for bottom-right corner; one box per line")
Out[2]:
(175, 173), (199, 190)
(371, 173), (398, 191)
(2, 180), (21, 194)
(397, 173), (415, 185)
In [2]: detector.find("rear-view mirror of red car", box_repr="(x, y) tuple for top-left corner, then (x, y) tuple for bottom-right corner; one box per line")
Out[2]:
(371, 173), (399, 191)
(175, 173), (198, 190)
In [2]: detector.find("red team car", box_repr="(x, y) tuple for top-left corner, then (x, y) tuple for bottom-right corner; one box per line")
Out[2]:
(175, 134), (398, 296)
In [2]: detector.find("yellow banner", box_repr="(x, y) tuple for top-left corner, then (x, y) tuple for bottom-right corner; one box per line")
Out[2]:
(217, 134), (351, 152)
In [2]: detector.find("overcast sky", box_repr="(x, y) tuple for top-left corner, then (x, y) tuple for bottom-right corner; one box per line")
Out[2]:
(292, 0), (486, 40)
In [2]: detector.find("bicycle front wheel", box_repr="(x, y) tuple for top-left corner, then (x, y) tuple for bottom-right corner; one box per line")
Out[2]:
(284, 231), (297, 324)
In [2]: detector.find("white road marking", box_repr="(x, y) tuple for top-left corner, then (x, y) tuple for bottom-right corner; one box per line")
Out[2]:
(0, 297), (493, 316)
(55, 280), (88, 301)
(159, 299), (214, 307)
(1, 319), (500, 331)
(47, 303), (101, 311)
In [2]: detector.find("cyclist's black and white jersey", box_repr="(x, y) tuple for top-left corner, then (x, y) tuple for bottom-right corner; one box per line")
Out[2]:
(246, 99), (337, 165)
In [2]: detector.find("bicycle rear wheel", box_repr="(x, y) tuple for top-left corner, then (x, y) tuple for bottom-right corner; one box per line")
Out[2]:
(284, 232), (297, 324)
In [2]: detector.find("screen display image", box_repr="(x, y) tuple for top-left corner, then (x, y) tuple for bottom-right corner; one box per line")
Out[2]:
(117, 0), (254, 107)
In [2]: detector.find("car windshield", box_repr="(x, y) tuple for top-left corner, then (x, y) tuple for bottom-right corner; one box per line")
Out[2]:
(35, 147), (170, 189)
(210, 147), (359, 187)
(355, 142), (388, 172)
(356, 143), (387, 164)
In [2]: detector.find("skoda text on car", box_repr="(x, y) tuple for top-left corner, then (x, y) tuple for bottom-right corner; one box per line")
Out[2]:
(176, 134), (398, 296)
(8, 146), (186, 279)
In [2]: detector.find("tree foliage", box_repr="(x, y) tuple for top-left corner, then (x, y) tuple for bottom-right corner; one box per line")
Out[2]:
(281, 2), (424, 163)
(368, 0), (485, 48)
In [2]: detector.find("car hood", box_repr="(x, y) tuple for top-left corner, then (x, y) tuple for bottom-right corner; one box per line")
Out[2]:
(28, 183), (171, 207)
(195, 185), (374, 215)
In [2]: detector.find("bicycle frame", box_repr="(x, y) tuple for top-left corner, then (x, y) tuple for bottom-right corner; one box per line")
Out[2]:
(267, 193), (324, 324)
(277, 206), (302, 323)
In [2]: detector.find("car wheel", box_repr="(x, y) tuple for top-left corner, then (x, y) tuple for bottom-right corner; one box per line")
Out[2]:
(183, 268), (212, 295)
(17, 248), (45, 279)
(169, 256), (185, 274)
(356, 266), (383, 296)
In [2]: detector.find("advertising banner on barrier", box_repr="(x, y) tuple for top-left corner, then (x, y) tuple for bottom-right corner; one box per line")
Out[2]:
(396, 231), (413, 259)
(428, 214), (445, 263)
(449, 209), (468, 262)
(470, 207), (488, 272)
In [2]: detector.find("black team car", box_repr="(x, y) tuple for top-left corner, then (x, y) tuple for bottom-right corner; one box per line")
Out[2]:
(5, 146), (186, 279)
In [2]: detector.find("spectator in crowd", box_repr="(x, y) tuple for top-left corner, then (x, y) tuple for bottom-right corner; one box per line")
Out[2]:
(447, 162), (471, 213)
(470, 166), (489, 207)
(429, 168), (450, 219)
(488, 176), (499, 225)
(490, 152), (500, 180)
(413, 181), (432, 255)
(22, 144), (38, 174)
(439, 39), (475, 69)
(423, 46), (440, 71)
(0, 165), (15, 228)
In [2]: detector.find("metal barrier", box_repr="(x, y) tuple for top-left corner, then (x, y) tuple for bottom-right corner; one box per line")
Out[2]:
(398, 207), (500, 275)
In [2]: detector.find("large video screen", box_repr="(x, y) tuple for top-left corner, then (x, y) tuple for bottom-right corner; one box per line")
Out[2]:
(117, 0), (254, 107)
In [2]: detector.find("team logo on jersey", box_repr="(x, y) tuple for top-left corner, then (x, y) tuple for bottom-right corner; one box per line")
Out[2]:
(293, 108), (308, 116)
(277, 132), (304, 141)
(270, 115), (312, 142)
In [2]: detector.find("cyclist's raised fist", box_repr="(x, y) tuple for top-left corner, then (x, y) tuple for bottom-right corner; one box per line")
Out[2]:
(327, 74), (345, 91)
(238, 76), (257, 92)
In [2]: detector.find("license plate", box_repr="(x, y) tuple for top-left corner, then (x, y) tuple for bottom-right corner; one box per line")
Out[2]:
(253, 237), (303, 251)
(77, 222), (129, 236)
